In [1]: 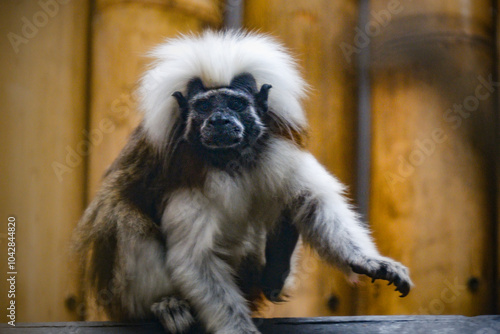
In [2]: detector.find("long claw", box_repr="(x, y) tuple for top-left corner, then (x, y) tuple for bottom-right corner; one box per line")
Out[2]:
(350, 259), (412, 298)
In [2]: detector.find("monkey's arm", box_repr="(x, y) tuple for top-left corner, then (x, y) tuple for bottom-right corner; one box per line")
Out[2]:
(288, 152), (412, 297)
(162, 194), (260, 334)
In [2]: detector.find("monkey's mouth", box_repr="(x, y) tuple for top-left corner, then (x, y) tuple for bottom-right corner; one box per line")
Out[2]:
(200, 126), (244, 149)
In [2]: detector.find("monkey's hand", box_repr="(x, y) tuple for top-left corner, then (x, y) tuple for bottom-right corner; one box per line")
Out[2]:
(151, 297), (194, 334)
(350, 256), (413, 297)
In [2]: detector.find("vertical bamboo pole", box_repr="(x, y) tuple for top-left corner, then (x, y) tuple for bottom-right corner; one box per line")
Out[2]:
(84, 0), (222, 319)
(87, 0), (223, 199)
(0, 0), (89, 321)
(364, 0), (496, 315)
(245, 0), (360, 317)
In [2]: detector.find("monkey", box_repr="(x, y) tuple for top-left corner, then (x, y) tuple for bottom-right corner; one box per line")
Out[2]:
(73, 30), (412, 334)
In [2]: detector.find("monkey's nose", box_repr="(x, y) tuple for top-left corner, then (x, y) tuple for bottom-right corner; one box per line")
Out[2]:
(207, 114), (232, 127)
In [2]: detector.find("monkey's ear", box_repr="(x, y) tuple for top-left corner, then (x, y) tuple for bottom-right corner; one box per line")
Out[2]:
(230, 73), (258, 94)
(172, 91), (189, 121)
(186, 77), (206, 98)
(255, 84), (272, 114)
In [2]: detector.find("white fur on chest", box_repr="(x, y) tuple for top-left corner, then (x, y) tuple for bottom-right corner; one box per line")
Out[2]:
(161, 138), (300, 259)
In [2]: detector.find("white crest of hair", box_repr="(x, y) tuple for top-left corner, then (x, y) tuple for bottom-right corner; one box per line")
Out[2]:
(139, 30), (308, 146)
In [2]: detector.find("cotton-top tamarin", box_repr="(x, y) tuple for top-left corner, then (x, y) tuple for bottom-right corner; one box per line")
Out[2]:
(74, 31), (412, 334)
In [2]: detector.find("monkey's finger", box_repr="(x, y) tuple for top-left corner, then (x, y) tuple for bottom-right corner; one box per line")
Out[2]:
(395, 281), (411, 298)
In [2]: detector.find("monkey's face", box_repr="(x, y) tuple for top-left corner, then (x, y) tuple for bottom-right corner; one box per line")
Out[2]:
(173, 73), (272, 151)
(190, 90), (253, 149)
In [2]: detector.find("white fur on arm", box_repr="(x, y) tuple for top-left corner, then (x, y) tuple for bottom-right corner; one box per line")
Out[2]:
(288, 151), (380, 273)
(284, 149), (413, 297)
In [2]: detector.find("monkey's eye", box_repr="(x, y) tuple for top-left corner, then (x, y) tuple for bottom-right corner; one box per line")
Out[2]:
(194, 100), (211, 114)
(227, 98), (248, 112)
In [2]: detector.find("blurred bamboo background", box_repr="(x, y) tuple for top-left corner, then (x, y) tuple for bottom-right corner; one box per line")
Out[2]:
(0, 0), (498, 322)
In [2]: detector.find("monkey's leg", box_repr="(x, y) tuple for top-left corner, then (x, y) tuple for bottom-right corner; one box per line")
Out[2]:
(163, 199), (261, 334)
(260, 212), (299, 302)
(290, 153), (412, 297)
(151, 296), (194, 334)
(166, 248), (260, 334)
(75, 192), (181, 320)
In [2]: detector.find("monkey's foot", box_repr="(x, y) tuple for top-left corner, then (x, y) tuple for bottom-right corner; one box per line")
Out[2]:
(151, 296), (195, 334)
(350, 257), (413, 297)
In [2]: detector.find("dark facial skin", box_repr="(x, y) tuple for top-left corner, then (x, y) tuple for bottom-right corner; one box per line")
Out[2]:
(191, 92), (249, 150)
(173, 73), (272, 170)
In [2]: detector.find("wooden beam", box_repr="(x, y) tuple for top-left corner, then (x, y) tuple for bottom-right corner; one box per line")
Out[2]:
(364, 0), (496, 315)
(0, 0), (90, 322)
(1, 316), (499, 333)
